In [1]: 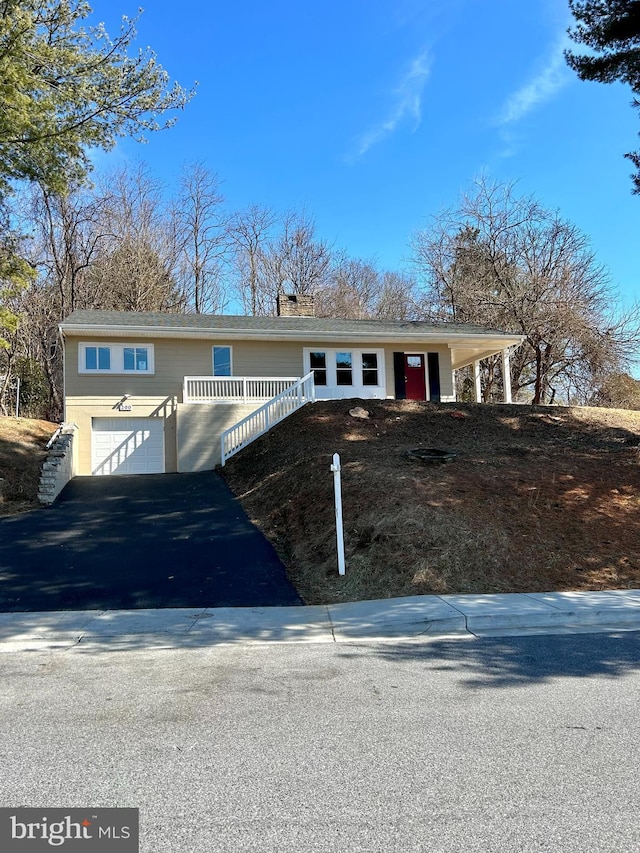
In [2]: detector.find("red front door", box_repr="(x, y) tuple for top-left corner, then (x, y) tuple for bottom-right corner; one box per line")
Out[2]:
(405, 354), (426, 400)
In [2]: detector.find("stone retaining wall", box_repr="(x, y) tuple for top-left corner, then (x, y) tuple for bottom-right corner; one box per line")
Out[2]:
(38, 423), (78, 505)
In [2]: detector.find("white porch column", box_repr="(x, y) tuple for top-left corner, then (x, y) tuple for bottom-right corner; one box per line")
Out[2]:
(473, 360), (482, 403)
(502, 348), (512, 403)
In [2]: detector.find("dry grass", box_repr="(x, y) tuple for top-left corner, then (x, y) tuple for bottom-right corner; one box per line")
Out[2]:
(3, 405), (638, 605)
(221, 400), (640, 604)
(0, 416), (58, 515)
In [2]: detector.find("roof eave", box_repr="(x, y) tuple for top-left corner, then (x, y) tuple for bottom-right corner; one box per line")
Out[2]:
(59, 322), (524, 347)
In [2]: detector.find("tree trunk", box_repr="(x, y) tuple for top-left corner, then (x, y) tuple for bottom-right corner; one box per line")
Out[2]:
(533, 346), (543, 404)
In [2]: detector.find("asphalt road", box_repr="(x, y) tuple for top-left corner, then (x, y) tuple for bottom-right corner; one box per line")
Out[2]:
(2, 631), (640, 852)
(0, 472), (302, 611)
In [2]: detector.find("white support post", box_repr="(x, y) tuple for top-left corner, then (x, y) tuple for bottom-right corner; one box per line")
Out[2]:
(473, 360), (482, 403)
(15, 377), (20, 418)
(331, 453), (346, 576)
(502, 348), (512, 403)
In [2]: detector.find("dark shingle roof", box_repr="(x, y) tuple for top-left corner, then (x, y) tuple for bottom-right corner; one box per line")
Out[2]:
(60, 309), (514, 338)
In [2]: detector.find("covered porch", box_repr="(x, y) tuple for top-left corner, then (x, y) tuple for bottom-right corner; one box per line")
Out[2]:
(450, 343), (518, 404)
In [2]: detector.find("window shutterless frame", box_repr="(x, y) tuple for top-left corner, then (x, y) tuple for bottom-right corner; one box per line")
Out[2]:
(303, 347), (384, 393)
(361, 352), (379, 386)
(212, 345), (233, 376)
(309, 351), (328, 385)
(335, 351), (353, 386)
(78, 343), (155, 375)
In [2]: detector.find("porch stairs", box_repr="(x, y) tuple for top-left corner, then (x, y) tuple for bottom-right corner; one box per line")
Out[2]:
(220, 372), (315, 466)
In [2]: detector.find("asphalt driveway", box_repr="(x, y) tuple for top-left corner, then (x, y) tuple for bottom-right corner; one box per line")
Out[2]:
(0, 472), (303, 611)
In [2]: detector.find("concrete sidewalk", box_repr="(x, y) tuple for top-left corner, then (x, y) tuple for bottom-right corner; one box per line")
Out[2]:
(1, 590), (640, 652)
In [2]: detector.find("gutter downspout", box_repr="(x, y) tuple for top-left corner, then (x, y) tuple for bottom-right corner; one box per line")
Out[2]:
(59, 325), (67, 423)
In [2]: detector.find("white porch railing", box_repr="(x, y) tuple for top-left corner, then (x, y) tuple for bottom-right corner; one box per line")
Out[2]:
(183, 376), (301, 404)
(221, 372), (315, 466)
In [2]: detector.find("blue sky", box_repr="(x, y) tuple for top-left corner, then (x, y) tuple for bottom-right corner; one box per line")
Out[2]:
(88, 0), (638, 310)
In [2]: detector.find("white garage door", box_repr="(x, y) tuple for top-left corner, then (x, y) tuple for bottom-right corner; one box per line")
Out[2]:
(91, 418), (165, 476)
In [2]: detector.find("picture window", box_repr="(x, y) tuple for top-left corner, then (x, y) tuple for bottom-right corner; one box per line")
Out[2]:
(213, 346), (232, 376)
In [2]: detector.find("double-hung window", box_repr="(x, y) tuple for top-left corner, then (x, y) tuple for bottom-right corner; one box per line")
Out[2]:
(304, 348), (384, 393)
(336, 352), (353, 386)
(362, 353), (378, 386)
(309, 351), (327, 385)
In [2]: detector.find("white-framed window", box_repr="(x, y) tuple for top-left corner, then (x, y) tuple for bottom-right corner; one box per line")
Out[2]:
(309, 351), (327, 385)
(362, 352), (379, 386)
(84, 345), (111, 371)
(79, 343), (155, 375)
(123, 347), (150, 372)
(212, 345), (232, 376)
(303, 348), (385, 398)
(336, 352), (353, 386)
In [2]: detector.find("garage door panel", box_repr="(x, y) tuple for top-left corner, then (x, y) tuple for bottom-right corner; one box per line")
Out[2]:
(92, 418), (165, 476)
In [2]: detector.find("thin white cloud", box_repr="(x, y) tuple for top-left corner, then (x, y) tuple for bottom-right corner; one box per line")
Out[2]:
(357, 51), (431, 157)
(498, 34), (571, 126)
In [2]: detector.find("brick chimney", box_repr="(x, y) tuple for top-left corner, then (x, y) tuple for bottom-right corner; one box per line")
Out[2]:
(276, 293), (316, 317)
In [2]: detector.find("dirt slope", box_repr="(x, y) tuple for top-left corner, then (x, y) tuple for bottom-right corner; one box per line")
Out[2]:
(0, 417), (58, 515)
(221, 401), (640, 604)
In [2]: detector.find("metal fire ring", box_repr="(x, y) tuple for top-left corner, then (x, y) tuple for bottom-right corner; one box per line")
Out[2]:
(405, 447), (457, 464)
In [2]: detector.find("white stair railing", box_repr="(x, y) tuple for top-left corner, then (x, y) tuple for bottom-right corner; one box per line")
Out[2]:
(220, 372), (315, 466)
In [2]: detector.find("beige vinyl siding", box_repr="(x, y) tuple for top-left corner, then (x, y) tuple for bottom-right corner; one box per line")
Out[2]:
(177, 403), (260, 472)
(64, 336), (307, 475)
(68, 336), (458, 401)
(437, 346), (455, 401)
(64, 333), (456, 475)
(65, 337), (305, 400)
(227, 341), (303, 377)
(430, 346), (454, 401)
(65, 398), (177, 475)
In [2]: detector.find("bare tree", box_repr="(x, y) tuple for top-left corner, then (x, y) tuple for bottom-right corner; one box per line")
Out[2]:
(0, 182), (110, 417)
(590, 371), (640, 409)
(27, 182), (108, 313)
(173, 162), (228, 314)
(227, 203), (276, 315)
(375, 270), (421, 320)
(315, 255), (380, 319)
(411, 177), (639, 403)
(1, 164), (185, 417)
(90, 162), (183, 312)
(259, 210), (333, 313)
(315, 257), (421, 320)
